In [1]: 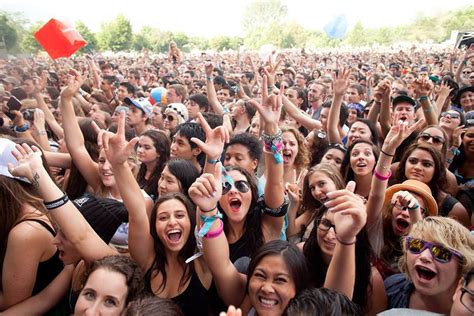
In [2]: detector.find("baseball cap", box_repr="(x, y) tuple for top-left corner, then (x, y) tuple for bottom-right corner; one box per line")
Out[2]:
(124, 97), (153, 117)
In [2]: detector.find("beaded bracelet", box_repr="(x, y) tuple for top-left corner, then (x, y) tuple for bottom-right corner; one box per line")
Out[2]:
(44, 194), (69, 210)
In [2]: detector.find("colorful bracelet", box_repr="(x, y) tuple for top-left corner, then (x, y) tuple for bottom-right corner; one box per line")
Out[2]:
(336, 235), (356, 245)
(44, 194), (69, 210)
(204, 220), (224, 239)
(374, 169), (392, 181)
(198, 212), (222, 238)
(407, 203), (420, 211)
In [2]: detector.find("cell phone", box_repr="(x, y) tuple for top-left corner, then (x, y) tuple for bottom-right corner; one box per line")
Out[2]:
(5, 96), (22, 120)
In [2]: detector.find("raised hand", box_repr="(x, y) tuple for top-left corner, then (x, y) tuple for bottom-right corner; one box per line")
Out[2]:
(9, 143), (44, 182)
(452, 125), (467, 148)
(60, 69), (83, 100)
(386, 113), (425, 150)
(191, 112), (230, 160)
(92, 111), (139, 166)
(188, 162), (223, 212)
(332, 68), (350, 96)
(205, 62), (213, 77)
(219, 305), (242, 316)
(247, 75), (282, 133)
(32, 109), (46, 132)
(392, 190), (420, 210)
(324, 181), (367, 244)
(412, 78), (433, 98)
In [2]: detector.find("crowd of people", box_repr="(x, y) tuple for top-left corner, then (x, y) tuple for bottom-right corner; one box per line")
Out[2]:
(0, 41), (473, 315)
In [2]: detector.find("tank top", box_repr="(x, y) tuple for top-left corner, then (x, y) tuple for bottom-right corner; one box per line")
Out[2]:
(171, 271), (211, 316)
(18, 219), (69, 315)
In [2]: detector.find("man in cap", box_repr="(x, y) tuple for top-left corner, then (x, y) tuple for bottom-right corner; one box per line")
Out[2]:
(124, 97), (153, 135)
(1, 76), (20, 93)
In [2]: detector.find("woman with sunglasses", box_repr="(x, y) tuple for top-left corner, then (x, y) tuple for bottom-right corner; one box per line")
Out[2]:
(189, 160), (366, 315)
(190, 76), (288, 264)
(384, 217), (473, 314)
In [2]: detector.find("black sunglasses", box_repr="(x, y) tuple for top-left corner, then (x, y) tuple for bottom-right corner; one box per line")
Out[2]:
(163, 114), (175, 122)
(222, 180), (250, 195)
(417, 132), (445, 145)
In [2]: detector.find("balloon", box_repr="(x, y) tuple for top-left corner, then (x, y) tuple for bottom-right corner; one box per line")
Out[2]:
(149, 87), (168, 106)
(324, 15), (348, 39)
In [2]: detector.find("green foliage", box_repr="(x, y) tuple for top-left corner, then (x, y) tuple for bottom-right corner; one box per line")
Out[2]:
(0, 13), (19, 51)
(97, 14), (133, 52)
(75, 21), (98, 54)
(21, 21), (43, 53)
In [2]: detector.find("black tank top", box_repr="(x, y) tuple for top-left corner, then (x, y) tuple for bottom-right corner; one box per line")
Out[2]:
(171, 271), (212, 316)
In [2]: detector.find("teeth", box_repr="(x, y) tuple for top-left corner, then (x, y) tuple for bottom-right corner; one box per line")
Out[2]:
(260, 298), (278, 306)
(168, 229), (180, 234)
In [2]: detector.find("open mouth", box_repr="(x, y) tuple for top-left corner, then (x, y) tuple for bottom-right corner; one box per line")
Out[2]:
(229, 198), (242, 211)
(259, 296), (278, 307)
(282, 152), (292, 163)
(396, 218), (410, 230)
(167, 229), (182, 243)
(356, 162), (367, 168)
(415, 266), (436, 281)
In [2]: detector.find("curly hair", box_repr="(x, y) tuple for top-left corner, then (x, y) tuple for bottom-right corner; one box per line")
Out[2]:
(281, 125), (310, 170)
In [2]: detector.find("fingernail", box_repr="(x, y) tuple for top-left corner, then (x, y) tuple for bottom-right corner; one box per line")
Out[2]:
(328, 207), (335, 212)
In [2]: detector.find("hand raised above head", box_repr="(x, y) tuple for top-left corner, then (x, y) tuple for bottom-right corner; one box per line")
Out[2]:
(191, 112), (230, 159)
(188, 162), (223, 212)
(92, 111), (139, 166)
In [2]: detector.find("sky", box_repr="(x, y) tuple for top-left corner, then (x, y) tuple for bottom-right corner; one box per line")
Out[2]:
(1, 0), (473, 37)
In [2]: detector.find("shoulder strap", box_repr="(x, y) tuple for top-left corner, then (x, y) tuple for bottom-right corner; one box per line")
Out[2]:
(16, 218), (56, 236)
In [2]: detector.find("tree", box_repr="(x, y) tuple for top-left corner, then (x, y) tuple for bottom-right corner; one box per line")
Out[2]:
(21, 21), (43, 53)
(241, 0), (288, 48)
(97, 14), (133, 52)
(75, 21), (98, 54)
(346, 21), (367, 46)
(0, 13), (19, 51)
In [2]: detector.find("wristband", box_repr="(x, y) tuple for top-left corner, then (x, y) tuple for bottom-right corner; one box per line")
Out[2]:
(419, 96), (429, 102)
(206, 158), (219, 164)
(380, 149), (394, 157)
(44, 194), (69, 210)
(14, 123), (30, 133)
(206, 76), (212, 81)
(374, 169), (392, 181)
(449, 147), (460, 156)
(423, 106), (433, 113)
(198, 212), (222, 238)
(204, 220), (224, 239)
(200, 205), (217, 213)
(407, 203), (420, 211)
(336, 235), (356, 245)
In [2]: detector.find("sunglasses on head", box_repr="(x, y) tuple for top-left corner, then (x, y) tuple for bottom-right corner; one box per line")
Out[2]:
(417, 132), (445, 145)
(404, 237), (464, 264)
(440, 112), (461, 120)
(222, 180), (250, 195)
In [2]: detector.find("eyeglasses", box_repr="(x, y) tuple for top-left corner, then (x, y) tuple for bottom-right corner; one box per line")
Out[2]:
(222, 180), (250, 195)
(460, 286), (474, 313)
(392, 201), (427, 216)
(440, 112), (461, 120)
(163, 114), (175, 121)
(328, 143), (347, 153)
(317, 218), (336, 232)
(417, 132), (445, 145)
(404, 237), (464, 264)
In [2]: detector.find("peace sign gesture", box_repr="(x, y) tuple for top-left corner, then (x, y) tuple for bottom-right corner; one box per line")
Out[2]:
(191, 112), (230, 160)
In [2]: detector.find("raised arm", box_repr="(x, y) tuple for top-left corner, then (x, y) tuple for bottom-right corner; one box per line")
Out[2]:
(322, 181), (367, 299)
(248, 75), (285, 234)
(378, 80), (392, 137)
(9, 144), (116, 263)
(327, 68), (350, 144)
(413, 78), (437, 126)
(281, 93), (322, 131)
(95, 113), (154, 271)
(205, 62), (224, 115)
(60, 70), (102, 191)
(31, 109), (51, 151)
(32, 78), (64, 140)
(365, 117), (424, 227)
(188, 163), (247, 307)
(454, 50), (473, 86)
(434, 81), (453, 117)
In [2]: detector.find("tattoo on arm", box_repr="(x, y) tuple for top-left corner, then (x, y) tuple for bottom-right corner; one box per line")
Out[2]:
(31, 172), (40, 190)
